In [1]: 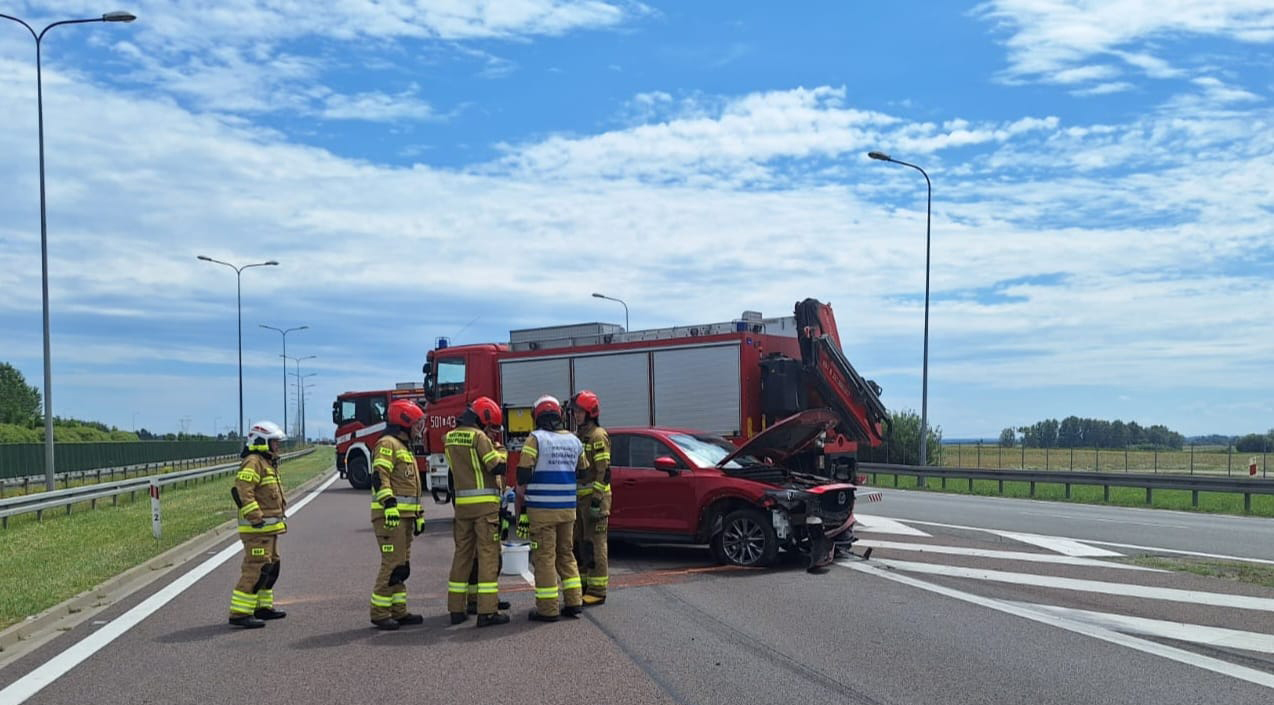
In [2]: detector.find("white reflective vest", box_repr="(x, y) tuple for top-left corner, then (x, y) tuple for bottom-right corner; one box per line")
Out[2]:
(525, 430), (583, 510)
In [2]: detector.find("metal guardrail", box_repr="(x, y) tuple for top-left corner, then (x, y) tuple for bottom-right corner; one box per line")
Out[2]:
(0, 448), (315, 528)
(0, 454), (241, 497)
(859, 462), (1274, 513)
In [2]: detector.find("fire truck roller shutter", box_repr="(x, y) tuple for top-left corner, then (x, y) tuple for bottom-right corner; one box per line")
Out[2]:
(572, 352), (650, 428)
(500, 358), (571, 409)
(653, 344), (741, 436)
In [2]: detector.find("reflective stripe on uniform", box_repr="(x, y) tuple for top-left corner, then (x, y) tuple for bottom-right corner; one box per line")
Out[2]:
(237, 517), (285, 533)
(534, 586), (559, 599)
(467, 584), (479, 596)
(576, 486), (594, 497)
(373, 458), (394, 471)
(391, 591), (407, 605)
(238, 501), (260, 518)
(259, 476), (279, 487)
(477, 582), (498, 594)
(562, 576), (582, 591)
(378, 446), (394, 457)
(395, 450), (415, 463)
(520, 445), (538, 460)
(236, 470), (260, 483)
(230, 590), (257, 614)
(592, 482), (611, 493)
(592, 452), (611, 463)
(455, 488), (500, 505)
(447, 581), (467, 594)
(374, 487), (393, 501)
(586, 576), (609, 587)
(481, 449), (502, 465)
(256, 589), (274, 607)
(370, 593), (394, 607)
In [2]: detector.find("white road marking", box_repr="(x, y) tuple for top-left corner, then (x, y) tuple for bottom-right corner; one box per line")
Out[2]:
(839, 559), (1274, 690)
(1006, 602), (1274, 654)
(855, 540), (1157, 571)
(853, 514), (932, 537)
(0, 473), (340, 705)
(870, 558), (1274, 612)
(987, 530), (1123, 557)
(1081, 540), (1274, 567)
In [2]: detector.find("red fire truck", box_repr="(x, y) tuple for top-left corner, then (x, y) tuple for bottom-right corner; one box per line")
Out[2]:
(332, 384), (450, 495)
(418, 298), (888, 482)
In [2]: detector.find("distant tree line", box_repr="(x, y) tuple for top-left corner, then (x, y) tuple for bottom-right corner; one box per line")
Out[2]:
(999, 417), (1186, 450)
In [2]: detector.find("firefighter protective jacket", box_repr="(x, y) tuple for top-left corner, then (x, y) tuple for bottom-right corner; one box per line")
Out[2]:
(444, 425), (506, 519)
(371, 434), (422, 518)
(576, 423), (611, 499)
(235, 452), (287, 535)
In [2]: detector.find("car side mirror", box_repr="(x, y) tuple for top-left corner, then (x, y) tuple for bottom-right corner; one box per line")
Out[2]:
(654, 456), (681, 475)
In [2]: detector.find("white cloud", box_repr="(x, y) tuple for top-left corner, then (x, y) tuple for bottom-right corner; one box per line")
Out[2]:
(974, 0), (1274, 86)
(320, 88), (438, 122)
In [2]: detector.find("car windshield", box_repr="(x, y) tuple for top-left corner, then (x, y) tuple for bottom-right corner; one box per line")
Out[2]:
(667, 433), (767, 469)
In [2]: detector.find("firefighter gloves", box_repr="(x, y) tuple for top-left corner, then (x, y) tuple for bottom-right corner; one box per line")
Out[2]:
(516, 514), (531, 539)
(383, 506), (401, 529)
(414, 516), (425, 536)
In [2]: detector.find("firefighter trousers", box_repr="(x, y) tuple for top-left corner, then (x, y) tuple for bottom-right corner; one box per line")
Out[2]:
(528, 507), (581, 617)
(370, 516), (414, 621)
(448, 511), (502, 614)
(230, 534), (280, 617)
(575, 492), (610, 597)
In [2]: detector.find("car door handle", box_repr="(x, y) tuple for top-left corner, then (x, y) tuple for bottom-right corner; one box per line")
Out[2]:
(621, 479), (638, 486)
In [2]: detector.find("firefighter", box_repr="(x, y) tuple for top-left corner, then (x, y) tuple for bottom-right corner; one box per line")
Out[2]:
(444, 396), (511, 627)
(368, 399), (426, 630)
(515, 395), (588, 622)
(463, 425), (513, 615)
(228, 421), (288, 629)
(571, 390), (611, 606)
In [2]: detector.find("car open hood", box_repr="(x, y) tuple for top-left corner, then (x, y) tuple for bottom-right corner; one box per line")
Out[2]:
(716, 409), (840, 468)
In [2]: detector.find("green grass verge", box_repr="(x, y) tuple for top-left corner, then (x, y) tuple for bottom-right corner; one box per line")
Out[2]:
(1123, 555), (1274, 589)
(866, 473), (1274, 519)
(0, 451), (332, 631)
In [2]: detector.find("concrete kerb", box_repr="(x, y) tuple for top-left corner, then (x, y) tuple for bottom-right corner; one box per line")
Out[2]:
(0, 466), (338, 669)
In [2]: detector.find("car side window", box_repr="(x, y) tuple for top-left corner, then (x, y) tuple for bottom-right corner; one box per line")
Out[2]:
(610, 435), (630, 466)
(627, 436), (683, 469)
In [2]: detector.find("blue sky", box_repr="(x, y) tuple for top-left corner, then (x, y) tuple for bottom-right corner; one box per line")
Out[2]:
(1, 1), (1271, 440)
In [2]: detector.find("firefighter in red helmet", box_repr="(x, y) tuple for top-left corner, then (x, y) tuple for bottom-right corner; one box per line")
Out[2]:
(444, 396), (511, 627)
(368, 399), (426, 630)
(571, 390), (611, 605)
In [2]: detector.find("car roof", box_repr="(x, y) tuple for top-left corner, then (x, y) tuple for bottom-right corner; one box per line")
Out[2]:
(607, 427), (719, 437)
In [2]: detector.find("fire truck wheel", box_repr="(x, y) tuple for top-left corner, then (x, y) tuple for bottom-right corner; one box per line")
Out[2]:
(346, 453), (371, 490)
(710, 509), (777, 568)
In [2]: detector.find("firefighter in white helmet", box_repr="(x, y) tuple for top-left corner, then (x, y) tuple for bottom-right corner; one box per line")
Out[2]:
(228, 421), (288, 628)
(515, 395), (589, 621)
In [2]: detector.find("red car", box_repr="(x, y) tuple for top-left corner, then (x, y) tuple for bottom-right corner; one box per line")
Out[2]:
(607, 409), (876, 569)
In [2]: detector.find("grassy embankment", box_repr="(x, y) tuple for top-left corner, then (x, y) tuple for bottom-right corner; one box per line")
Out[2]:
(0, 450), (333, 631)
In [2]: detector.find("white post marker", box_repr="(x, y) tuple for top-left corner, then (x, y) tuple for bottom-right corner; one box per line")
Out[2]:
(149, 479), (161, 540)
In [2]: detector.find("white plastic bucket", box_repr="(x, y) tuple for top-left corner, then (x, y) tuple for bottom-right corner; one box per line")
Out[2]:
(501, 541), (531, 576)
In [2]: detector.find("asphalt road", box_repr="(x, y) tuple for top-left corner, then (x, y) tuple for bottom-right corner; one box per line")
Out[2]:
(2, 476), (1272, 705)
(867, 487), (1274, 560)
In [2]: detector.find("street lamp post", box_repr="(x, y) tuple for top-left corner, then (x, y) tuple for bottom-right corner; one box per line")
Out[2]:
(294, 373), (318, 443)
(283, 355), (316, 439)
(591, 292), (629, 331)
(260, 324), (307, 438)
(868, 150), (932, 467)
(197, 256), (279, 437)
(2, 10), (137, 491)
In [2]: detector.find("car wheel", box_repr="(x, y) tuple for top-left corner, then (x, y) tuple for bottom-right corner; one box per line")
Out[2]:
(346, 453), (371, 490)
(711, 509), (778, 567)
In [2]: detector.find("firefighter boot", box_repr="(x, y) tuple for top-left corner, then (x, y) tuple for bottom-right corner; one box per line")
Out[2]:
(477, 612), (510, 628)
(371, 618), (401, 631)
(467, 600), (511, 614)
(450, 612), (468, 625)
(254, 607), (287, 620)
(395, 613), (424, 626)
(562, 605), (583, 619)
(582, 594), (606, 607)
(229, 615), (266, 629)
(528, 611), (559, 623)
